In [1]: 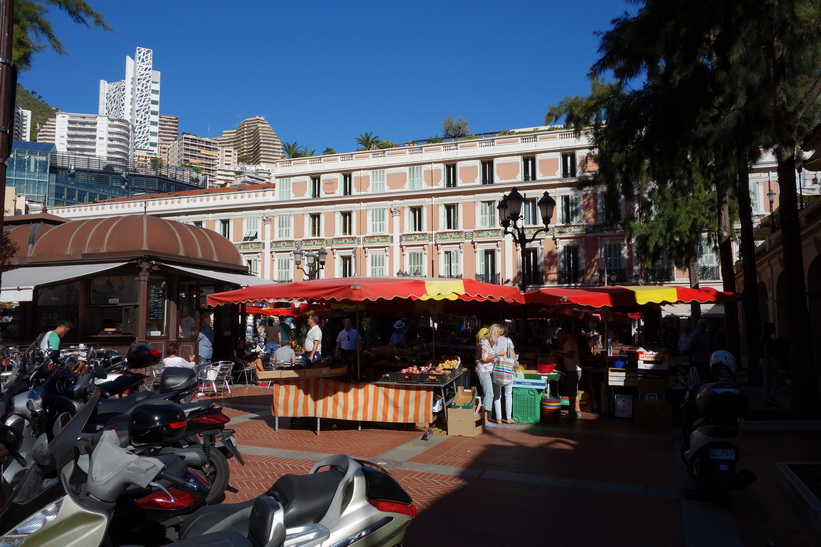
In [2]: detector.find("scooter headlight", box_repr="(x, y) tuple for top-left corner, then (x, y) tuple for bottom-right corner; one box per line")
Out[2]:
(0, 499), (63, 545)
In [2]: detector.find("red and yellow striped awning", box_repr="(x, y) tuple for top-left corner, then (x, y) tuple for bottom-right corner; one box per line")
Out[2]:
(524, 285), (736, 309)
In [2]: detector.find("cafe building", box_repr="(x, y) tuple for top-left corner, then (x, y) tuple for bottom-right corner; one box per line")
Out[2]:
(0, 213), (267, 358)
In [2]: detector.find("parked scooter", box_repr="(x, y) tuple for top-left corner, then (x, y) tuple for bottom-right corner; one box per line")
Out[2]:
(681, 350), (756, 497)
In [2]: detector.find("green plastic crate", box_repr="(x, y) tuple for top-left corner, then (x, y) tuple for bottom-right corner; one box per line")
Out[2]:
(512, 387), (543, 424)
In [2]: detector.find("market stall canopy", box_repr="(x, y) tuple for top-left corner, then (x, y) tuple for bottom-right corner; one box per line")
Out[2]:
(207, 277), (524, 306)
(524, 285), (737, 309)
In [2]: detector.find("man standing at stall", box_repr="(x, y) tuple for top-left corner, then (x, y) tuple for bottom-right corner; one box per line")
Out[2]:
(551, 328), (582, 420)
(335, 318), (361, 361)
(303, 314), (322, 366)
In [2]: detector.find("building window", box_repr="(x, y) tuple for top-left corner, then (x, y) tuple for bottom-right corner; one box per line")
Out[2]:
(477, 249), (498, 284)
(193, 220), (203, 228)
(370, 208), (386, 233)
(698, 238), (720, 280)
(371, 169), (385, 193)
(522, 199), (539, 225)
(442, 249), (461, 278)
(340, 255), (354, 278)
(219, 219), (230, 238)
(275, 255), (291, 282)
(479, 201), (496, 228)
(311, 176), (321, 199)
(369, 253), (386, 277)
(560, 246), (582, 285)
(750, 180), (761, 214)
(309, 214), (321, 237)
(444, 204), (459, 230)
(445, 164), (457, 187)
(409, 165), (422, 190)
(560, 194), (581, 224)
(340, 211), (353, 236)
(561, 153), (577, 178)
(523, 248), (542, 287)
(523, 156), (537, 181)
(245, 258), (259, 276)
(481, 160), (494, 184)
(409, 206), (423, 232)
(342, 173), (352, 196)
(407, 251), (424, 276)
(276, 215), (290, 239)
(599, 242), (626, 283)
(243, 216), (259, 241)
(277, 177), (291, 200)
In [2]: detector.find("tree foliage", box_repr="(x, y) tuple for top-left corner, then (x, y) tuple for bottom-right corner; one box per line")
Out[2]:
(442, 117), (470, 139)
(282, 141), (314, 158)
(355, 132), (380, 151)
(13, 0), (111, 70)
(0, 232), (18, 272)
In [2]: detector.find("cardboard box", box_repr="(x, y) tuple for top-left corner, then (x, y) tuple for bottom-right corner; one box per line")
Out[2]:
(637, 377), (667, 394)
(608, 368), (638, 387)
(637, 350), (670, 370)
(633, 400), (673, 427)
(447, 387), (484, 437)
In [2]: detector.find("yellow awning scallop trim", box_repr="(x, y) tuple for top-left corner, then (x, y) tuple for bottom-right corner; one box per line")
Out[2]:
(418, 280), (466, 301)
(632, 286), (679, 305)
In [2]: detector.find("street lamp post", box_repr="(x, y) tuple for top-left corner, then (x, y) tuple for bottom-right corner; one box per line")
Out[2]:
(497, 187), (556, 291)
(293, 246), (327, 280)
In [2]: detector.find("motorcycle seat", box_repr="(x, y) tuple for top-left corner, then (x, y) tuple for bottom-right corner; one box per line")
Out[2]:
(178, 499), (256, 539)
(267, 470), (343, 528)
(95, 390), (158, 415)
(179, 400), (219, 414)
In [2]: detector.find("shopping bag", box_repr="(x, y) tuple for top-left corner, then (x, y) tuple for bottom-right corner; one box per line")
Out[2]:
(492, 355), (516, 385)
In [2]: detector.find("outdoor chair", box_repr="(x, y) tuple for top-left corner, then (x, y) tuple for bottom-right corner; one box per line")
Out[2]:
(143, 363), (165, 392)
(235, 360), (257, 385)
(197, 363), (221, 397)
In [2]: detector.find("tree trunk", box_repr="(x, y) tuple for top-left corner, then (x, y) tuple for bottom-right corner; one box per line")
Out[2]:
(715, 156), (741, 360)
(771, 2), (820, 416)
(735, 157), (762, 385)
(688, 254), (701, 330)
(0, 0), (15, 290)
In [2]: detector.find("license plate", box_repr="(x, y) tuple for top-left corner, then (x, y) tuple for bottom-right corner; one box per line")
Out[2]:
(709, 447), (735, 460)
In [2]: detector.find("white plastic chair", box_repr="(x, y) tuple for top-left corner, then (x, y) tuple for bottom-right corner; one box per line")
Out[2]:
(198, 363), (221, 396)
(210, 361), (235, 396)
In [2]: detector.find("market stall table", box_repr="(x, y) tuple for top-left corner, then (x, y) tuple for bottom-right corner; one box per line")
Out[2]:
(271, 371), (463, 435)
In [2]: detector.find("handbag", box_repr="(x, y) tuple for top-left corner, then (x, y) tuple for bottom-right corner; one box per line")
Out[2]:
(492, 340), (516, 386)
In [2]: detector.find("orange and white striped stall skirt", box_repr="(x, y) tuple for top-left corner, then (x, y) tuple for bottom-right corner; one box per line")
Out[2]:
(272, 379), (433, 424)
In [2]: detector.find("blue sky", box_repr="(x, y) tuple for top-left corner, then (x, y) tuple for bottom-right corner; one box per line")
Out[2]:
(19, 0), (633, 155)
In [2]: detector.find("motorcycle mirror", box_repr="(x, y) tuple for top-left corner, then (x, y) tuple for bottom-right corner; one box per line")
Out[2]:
(0, 424), (26, 467)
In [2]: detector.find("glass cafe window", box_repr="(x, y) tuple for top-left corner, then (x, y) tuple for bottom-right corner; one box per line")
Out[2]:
(85, 274), (139, 335)
(37, 282), (80, 334)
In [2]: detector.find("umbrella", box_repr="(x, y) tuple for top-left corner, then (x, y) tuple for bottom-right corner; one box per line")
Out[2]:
(207, 277), (524, 306)
(523, 285), (737, 309)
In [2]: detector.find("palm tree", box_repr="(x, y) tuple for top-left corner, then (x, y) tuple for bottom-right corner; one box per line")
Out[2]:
(282, 141), (304, 159)
(322, 147), (336, 155)
(13, 1), (111, 70)
(355, 132), (380, 151)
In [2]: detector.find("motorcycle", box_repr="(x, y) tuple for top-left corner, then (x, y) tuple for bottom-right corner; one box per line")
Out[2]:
(680, 350), (756, 497)
(177, 454), (417, 546)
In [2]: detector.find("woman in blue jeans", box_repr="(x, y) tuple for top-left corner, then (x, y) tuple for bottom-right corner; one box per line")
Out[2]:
(476, 323), (506, 427)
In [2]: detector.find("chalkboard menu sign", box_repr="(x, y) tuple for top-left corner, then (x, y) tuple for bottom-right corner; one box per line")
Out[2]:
(148, 281), (165, 321)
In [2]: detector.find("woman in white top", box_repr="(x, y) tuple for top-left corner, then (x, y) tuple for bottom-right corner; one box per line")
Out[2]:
(494, 325), (516, 424)
(163, 342), (197, 371)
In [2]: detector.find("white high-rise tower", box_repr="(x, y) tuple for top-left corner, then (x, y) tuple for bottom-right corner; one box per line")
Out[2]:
(98, 46), (160, 159)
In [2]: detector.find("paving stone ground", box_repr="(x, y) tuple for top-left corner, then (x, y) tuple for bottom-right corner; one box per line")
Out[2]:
(201, 385), (821, 546)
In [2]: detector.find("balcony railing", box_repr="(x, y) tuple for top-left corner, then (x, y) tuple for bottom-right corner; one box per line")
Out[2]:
(558, 271), (585, 285)
(475, 273), (500, 284)
(699, 265), (720, 280)
(596, 268), (628, 284)
(644, 267), (675, 283)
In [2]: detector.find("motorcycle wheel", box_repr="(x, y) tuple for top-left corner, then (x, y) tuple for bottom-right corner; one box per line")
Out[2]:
(202, 446), (230, 504)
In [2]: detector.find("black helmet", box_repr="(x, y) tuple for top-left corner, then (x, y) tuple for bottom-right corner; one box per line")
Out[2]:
(128, 402), (187, 445)
(103, 349), (124, 368)
(126, 344), (162, 369)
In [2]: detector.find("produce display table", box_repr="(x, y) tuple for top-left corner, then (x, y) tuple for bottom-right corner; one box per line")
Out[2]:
(271, 377), (439, 434)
